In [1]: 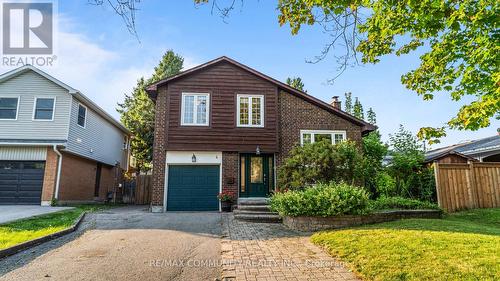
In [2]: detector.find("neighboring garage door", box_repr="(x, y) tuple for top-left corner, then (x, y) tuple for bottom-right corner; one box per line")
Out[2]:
(0, 161), (45, 205)
(167, 165), (219, 211)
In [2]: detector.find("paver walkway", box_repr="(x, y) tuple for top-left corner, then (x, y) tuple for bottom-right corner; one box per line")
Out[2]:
(221, 214), (359, 281)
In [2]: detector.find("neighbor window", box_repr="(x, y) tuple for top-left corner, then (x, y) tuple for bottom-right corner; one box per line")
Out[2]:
(237, 94), (264, 127)
(300, 130), (346, 145)
(0, 97), (19, 120)
(181, 93), (209, 126)
(33, 98), (55, 120)
(77, 104), (87, 127)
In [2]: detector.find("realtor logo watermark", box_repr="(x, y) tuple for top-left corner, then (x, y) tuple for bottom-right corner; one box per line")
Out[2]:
(1, 0), (57, 66)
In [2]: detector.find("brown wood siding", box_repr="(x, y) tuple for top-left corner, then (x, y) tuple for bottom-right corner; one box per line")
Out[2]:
(162, 61), (278, 152)
(435, 154), (470, 164)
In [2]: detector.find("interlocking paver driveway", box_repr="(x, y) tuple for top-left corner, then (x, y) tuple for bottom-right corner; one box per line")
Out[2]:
(221, 215), (359, 281)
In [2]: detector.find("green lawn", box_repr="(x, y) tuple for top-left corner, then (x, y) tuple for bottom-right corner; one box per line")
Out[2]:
(312, 208), (500, 281)
(0, 205), (113, 250)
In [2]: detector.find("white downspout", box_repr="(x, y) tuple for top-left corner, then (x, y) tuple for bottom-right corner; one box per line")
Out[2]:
(53, 145), (63, 200)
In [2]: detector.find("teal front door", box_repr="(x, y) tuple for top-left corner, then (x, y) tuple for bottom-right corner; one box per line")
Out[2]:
(240, 154), (274, 197)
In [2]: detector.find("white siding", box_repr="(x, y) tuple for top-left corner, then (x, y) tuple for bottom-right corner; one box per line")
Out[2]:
(0, 71), (71, 140)
(0, 146), (47, 160)
(66, 96), (127, 167)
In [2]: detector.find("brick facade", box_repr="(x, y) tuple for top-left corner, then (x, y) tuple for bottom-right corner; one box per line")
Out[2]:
(222, 152), (239, 196)
(151, 86), (168, 208)
(41, 147), (58, 203)
(58, 152), (114, 201)
(149, 61), (368, 211)
(277, 90), (363, 167)
(41, 147), (118, 204)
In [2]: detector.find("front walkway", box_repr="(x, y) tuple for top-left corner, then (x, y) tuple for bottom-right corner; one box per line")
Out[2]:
(221, 214), (359, 281)
(0, 205), (74, 224)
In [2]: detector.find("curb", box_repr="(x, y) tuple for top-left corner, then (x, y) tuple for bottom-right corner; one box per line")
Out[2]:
(0, 212), (87, 259)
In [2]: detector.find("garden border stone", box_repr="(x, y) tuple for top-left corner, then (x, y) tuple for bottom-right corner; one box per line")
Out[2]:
(283, 209), (442, 232)
(0, 212), (86, 259)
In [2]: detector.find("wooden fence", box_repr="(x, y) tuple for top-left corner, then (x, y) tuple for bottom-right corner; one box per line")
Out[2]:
(135, 175), (152, 205)
(434, 162), (500, 212)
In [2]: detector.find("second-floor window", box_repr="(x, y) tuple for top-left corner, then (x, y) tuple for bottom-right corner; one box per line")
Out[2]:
(33, 98), (55, 120)
(77, 104), (87, 128)
(300, 130), (346, 145)
(0, 97), (18, 120)
(181, 93), (209, 126)
(237, 94), (264, 127)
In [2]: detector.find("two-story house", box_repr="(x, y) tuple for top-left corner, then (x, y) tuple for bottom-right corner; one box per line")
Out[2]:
(0, 65), (130, 205)
(146, 56), (375, 212)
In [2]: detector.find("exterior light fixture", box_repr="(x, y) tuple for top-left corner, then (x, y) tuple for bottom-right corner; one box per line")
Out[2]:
(256, 146), (261, 155)
(192, 153), (197, 163)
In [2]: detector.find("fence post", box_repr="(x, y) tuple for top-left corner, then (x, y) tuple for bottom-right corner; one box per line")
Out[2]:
(433, 162), (444, 210)
(465, 161), (475, 209)
(468, 161), (479, 208)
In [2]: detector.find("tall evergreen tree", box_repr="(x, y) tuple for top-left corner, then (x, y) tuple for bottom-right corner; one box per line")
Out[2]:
(285, 76), (306, 92)
(344, 92), (352, 114)
(367, 107), (376, 124)
(117, 50), (184, 173)
(353, 97), (364, 119)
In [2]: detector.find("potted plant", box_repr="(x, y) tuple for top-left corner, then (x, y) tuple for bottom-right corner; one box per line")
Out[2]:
(218, 191), (235, 212)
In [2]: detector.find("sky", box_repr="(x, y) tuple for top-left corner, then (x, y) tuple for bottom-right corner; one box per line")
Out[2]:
(1, 0), (497, 149)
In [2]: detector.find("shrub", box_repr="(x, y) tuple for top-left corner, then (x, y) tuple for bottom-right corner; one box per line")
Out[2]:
(362, 131), (388, 198)
(278, 140), (364, 190)
(375, 171), (397, 197)
(369, 196), (441, 210)
(270, 182), (370, 217)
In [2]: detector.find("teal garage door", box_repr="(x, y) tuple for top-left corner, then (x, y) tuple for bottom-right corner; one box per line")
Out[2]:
(167, 165), (220, 211)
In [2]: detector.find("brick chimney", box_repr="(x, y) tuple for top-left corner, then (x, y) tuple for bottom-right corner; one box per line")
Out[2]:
(331, 96), (341, 109)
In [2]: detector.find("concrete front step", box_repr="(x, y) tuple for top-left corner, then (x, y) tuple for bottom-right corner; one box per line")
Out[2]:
(237, 198), (269, 205)
(233, 209), (278, 216)
(237, 204), (272, 212)
(234, 213), (282, 223)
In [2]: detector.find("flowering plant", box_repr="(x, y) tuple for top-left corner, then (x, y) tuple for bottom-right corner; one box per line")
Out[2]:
(217, 191), (236, 202)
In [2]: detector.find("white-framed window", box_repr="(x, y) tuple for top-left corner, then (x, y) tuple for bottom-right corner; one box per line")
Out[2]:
(300, 130), (347, 145)
(237, 94), (264, 127)
(181, 93), (210, 126)
(77, 103), (87, 128)
(32, 97), (55, 121)
(0, 97), (19, 120)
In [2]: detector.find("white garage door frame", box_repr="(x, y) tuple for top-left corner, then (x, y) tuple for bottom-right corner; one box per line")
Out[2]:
(162, 151), (222, 212)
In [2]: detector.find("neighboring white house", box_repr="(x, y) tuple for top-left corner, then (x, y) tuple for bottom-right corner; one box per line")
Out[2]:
(0, 65), (130, 205)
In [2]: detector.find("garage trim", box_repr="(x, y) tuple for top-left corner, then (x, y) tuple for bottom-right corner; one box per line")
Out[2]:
(163, 151), (222, 212)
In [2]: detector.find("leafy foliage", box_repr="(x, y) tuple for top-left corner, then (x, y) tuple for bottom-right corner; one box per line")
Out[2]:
(276, 0), (500, 141)
(278, 140), (364, 189)
(369, 196), (441, 211)
(270, 182), (370, 217)
(387, 125), (436, 201)
(362, 131), (388, 198)
(117, 50), (184, 172)
(286, 76), (306, 92)
(375, 171), (396, 197)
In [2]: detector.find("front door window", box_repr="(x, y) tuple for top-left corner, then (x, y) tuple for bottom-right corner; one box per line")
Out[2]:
(240, 154), (274, 197)
(250, 157), (263, 183)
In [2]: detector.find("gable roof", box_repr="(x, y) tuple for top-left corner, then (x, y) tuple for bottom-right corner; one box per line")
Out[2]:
(0, 65), (130, 134)
(146, 56), (377, 134)
(424, 149), (477, 163)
